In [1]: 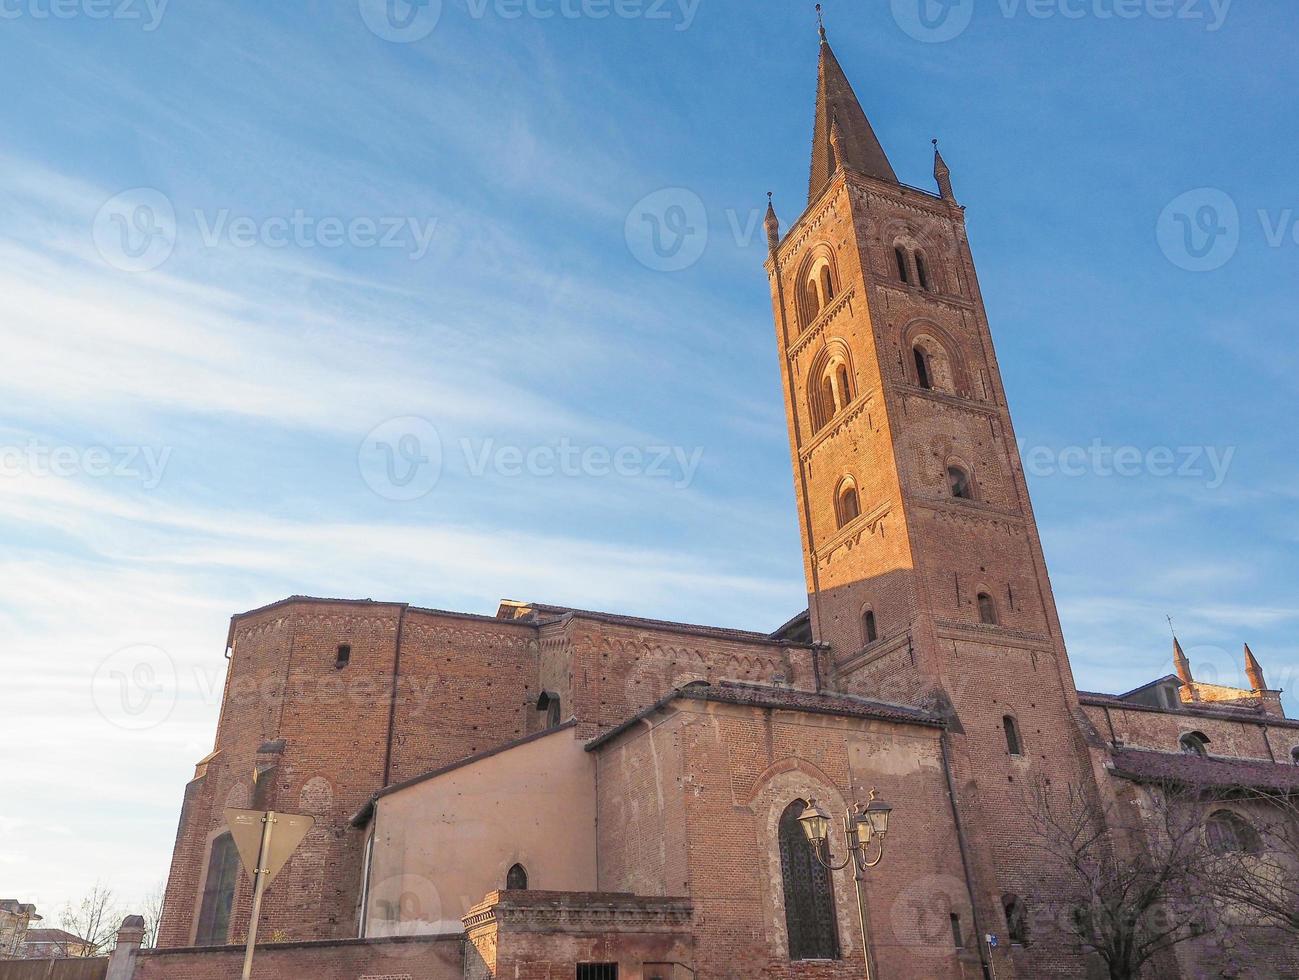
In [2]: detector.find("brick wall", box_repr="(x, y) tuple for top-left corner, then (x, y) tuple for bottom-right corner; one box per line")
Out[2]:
(135, 935), (463, 980)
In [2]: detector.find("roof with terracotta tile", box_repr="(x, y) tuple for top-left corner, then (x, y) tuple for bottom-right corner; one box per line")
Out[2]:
(1108, 747), (1299, 793)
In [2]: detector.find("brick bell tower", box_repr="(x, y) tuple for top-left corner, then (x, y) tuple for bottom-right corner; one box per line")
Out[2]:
(766, 28), (1097, 976)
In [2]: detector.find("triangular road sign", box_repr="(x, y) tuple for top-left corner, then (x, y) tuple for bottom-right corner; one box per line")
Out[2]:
(224, 809), (315, 886)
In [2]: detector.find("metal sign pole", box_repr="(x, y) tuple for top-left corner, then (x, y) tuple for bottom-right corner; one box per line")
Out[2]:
(241, 811), (277, 980)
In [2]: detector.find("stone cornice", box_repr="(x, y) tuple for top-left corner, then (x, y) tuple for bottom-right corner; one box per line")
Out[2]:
(874, 278), (977, 314)
(913, 496), (1026, 527)
(933, 619), (1053, 652)
(896, 384), (1003, 418)
(815, 499), (891, 562)
(799, 390), (877, 462)
(463, 892), (693, 936)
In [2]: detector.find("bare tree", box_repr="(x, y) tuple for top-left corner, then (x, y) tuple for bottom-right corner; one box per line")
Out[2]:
(1022, 780), (1213, 980)
(57, 882), (123, 956)
(1204, 792), (1299, 936)
(140, 881), (166, 949)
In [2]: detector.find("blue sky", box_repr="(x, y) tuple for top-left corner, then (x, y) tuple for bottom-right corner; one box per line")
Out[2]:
(1, 0), (1295, 926)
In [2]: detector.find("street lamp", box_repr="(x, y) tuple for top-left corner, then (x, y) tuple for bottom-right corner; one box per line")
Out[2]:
(798, 789), (895, 980)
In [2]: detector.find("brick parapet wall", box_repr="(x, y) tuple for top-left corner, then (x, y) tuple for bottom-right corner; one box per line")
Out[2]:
(135, 934), (463, 980)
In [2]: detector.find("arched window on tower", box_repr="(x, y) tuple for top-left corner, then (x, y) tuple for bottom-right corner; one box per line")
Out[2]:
(913, 346), (932, 390)
(820, 264), (836, 305)
(835, 363), (852, 411)
(836, 481), (861, 527)
(1003, 715), (1023, 756)
(506, 863), (529, 890)
(977, 592), (998, 626)
(778, 800), (840, 961)
(196, 832), (239, 946)
(895, 246), (910, 284)
(948, 465), (973, 500)
(806, 279), (822, 322)
(862, 609), (878, 645)
(1205, 810), (1262, 855)
(915, 250), (932, 291)
(1179, 731), (1209, 757)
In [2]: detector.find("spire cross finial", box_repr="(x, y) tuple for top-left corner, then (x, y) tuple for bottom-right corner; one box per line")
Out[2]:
(1166, 614), (1176, 637)
(816, 3), (826, 42)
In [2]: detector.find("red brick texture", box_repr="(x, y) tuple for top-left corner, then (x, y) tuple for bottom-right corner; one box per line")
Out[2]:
(135, 935), (463, 980)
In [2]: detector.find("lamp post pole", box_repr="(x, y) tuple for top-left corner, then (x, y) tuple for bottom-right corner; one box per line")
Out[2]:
(799, 790), (893, 980)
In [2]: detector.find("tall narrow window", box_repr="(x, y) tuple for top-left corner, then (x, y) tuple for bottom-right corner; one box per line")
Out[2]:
(949, 913), (964, 949)
(835, 364), (852, 409)
(335, 644), (351, 669)
(948, 466), (972, 500)
(895, 246), (910, 284)
(821, 374), (836, 420)
(977, 592), (997, 625)
(806, 279), (822, 320)
(506, 863), (528, 890)
(820, 265), (835, 304)
(1004, 894), (1029, 945)
(913, 347), (931, 389)
(778, 801), (839, 961)
(862, 609), (878, 645)
(1003, 715), (1023, 756)
(915, 251), (931, 291)
(196, 833), (239, 946)
(837, 484), (860, 527)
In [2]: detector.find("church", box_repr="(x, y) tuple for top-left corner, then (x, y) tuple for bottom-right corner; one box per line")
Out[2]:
(137, 29), (1299, 980)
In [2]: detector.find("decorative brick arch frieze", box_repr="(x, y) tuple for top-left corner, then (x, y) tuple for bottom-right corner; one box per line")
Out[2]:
(743, 761), (863, 964)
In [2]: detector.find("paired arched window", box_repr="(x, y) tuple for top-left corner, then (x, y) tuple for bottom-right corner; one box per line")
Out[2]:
(778, 800), (839, 961)
(506, 863), (529, 890)
(801, 254), (839, 325)
(894, 244), (936, 292)
(196, 833), (239, 946)
(1179, 731), (1209, 757)
(948, 465), (973, 500)
(910, 336), (956, 394)
(1003, 715), (1023, 756)
(836, 480), (861, 528)
(1003, 894), (1029, 946)
(1205, 810), (1262, 855)
(862, 609), (878, 645)
(977, 593), (998, 626)
(808, 345), (856, 432)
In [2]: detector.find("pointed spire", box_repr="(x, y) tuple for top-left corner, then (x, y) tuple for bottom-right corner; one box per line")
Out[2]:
(1244, 643), (1267, 691)
(808, 32), (897, 203)
(933, 138), (955, 201)
(1172, 636), (1194, 686)
(816, 2), (827, 43)
(765, 191), (781, 252)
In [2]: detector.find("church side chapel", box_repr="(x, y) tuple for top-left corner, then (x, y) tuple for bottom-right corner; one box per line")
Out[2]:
(144, 25), (1299, 980)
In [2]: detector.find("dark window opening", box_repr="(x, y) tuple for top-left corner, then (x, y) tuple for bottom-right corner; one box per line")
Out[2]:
(838, 485), (861, 527)
(1003, 715), (1023, 756)
(948, 466), (972, 500)
(537, 692), (563, 729)
(335, 644), (351, 669)
(806, 280), (822, 320)
(196, 833), (239, 946)
(1291, 746), (1299, 765)
(506, 863), (528, 890)
(779, 800), (840, 961)
(820, 265), (835, 304)
(949, 912), (964, 949)
(977, 592), (997, 625)
(576, 965), (618, 980)
(836, 364), (852, 409)
(913, 347), (931, 389)
(820, 374), (835, 425)
(916, 251), (932, 291)
(1004, 894), (1029, 946)
(895, 246), (910, 284)
(1180, 731), (1209, 757)
(1205, 810), (1262, 855)
(862, 610), (878, 644)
